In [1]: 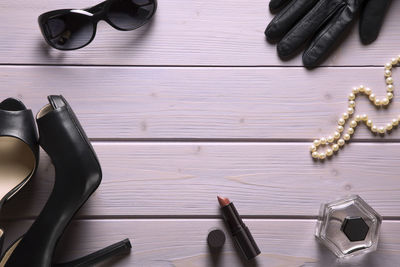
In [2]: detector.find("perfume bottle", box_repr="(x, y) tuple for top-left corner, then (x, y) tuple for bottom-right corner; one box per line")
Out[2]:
(315, 195), (382, 258)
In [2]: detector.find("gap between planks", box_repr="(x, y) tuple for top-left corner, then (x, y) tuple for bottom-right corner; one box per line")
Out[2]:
(90, 138), (400, 143)
(2, 215), (400, 221)
(0, 64), (390, 68)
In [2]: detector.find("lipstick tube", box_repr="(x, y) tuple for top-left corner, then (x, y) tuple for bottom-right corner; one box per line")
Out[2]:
(218, 196), (260, 260)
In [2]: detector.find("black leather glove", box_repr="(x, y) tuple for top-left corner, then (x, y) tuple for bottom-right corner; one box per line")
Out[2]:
(265, 0), (391, 67)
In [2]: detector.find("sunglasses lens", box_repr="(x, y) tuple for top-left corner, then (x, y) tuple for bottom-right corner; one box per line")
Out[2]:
(107, 0), (156, 30)
(41, 12), (94, 50)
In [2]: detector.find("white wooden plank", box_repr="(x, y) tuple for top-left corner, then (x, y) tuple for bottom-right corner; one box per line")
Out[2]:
(0, 0), (400, 65)
(2, 142), (400, 218)
(1, 219), (399, 266)
(2, 66), (400, 139)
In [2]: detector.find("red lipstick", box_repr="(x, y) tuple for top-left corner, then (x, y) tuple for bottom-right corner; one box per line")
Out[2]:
(217, 196), (230, 207)
(217, 196), (260, 260)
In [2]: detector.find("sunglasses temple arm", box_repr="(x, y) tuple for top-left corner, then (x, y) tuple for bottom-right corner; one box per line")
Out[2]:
(85, 0), (108, 13)
(85, 0), (156, 13)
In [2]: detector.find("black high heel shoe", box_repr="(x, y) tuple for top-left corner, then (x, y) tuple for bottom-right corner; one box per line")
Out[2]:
(0, 96), (131, 266)
(0, 98), (39, 250)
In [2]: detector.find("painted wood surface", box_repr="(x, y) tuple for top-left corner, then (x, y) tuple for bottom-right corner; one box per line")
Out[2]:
(2, 66), (400, 140)
(1, 219), (399, 267)
(1, 0), (400, 266)
(1, 0), (400, 66)
(2, 142), (400, 219)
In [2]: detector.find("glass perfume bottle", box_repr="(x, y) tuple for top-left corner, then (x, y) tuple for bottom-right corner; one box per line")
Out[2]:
(315, 195), (382, 258)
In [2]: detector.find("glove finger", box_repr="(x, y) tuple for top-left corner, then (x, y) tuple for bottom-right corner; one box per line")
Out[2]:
(277, 0), (344, 58)
(303, 5), (357, 67)
(360, 0), (391, 44)
(269, 0), (291, 11)
(265, 0), (319, 41)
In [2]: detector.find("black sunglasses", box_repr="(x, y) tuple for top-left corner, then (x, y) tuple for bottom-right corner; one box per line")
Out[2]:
(38, 0), (157, 50)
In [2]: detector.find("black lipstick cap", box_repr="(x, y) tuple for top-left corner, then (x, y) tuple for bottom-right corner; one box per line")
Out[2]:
(221, 203), (260, 260)
(207, 229), (226, 251)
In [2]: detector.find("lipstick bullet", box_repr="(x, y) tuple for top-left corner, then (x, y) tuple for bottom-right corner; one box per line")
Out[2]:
(217, 196), (260, 260)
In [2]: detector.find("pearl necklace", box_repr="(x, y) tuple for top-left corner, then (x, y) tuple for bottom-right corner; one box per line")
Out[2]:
(310, 57), (398, 160)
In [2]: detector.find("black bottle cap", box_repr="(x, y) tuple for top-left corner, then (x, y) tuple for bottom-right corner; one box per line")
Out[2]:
(341, 216), (370, 242)
(207, 229), (226, 250)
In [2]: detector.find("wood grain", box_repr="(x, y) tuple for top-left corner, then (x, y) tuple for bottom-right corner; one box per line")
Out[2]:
(1, 219), (399, 266)
(1, 0), (400, 66)
(2, 142), (400, 218)
(2, 1), (400, 266)
(2, 66), (400, 140)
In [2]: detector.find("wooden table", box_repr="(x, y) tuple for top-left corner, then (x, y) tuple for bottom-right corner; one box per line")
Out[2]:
(1, 0), (400, 266)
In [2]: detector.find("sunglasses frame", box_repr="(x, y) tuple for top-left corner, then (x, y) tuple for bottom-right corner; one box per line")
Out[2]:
(38, 0), (157, 50)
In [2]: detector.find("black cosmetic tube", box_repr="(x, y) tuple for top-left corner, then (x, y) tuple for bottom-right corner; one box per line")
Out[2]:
(221, 202), (260, 260)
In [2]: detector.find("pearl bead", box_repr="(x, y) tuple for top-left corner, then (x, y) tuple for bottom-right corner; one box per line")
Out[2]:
(387, 123), (393, 131)
(332, 144), (339, 151)
(342, 113), (349, 120)
(378, 127), (385, 134)
(366, 120), (373, 127)
(359, 86), (365, 93)
(326, 149), (333, 156)
(337, 126), (344, 132)
(338, 139), (345, 146)
(371, 125), (378, 132)
(319, 153), (326, 160)
(365, 87), (372, 95)
(391, 58), (398, 65)
(348, 128), (354, 135)
(355, 115), (361, 122)
(348, 108), (354, 114)
(392, 118), (399, 126)
(361, 114), (368, 121)
(320, 137), (327, 145)
(374, 99), (381, 106)
(385, 63), (392, 69)
(388, 85), (394, 92)
(348, 93), (355, 100)
(338, 118), (345, 125)
(343, 134), (350, 141)
(387, 92), (394, 100)
(369, 94), (376, 101)
(327, 136), (334, 143)
(385, 70), (392, 77)
(382, 98), (389, 105)
(348, 101), (355, 108)
(387, 77), (394, 84)
(334, 131), (340, 139)
(310, 145), (317, 152)
(350, 120), (357, 128)
(312, 152), (319, 159)
(352, 87), (359, 94)
(313, 139), (321, 146)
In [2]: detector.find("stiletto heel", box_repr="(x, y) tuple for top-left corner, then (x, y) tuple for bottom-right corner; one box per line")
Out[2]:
(0, 95), (130, 266)
(54, 239), (132, 267)
(0, 98), (39, 251)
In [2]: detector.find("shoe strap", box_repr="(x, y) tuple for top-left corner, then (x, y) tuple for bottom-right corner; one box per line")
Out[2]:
(0, 107), (39, 160)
